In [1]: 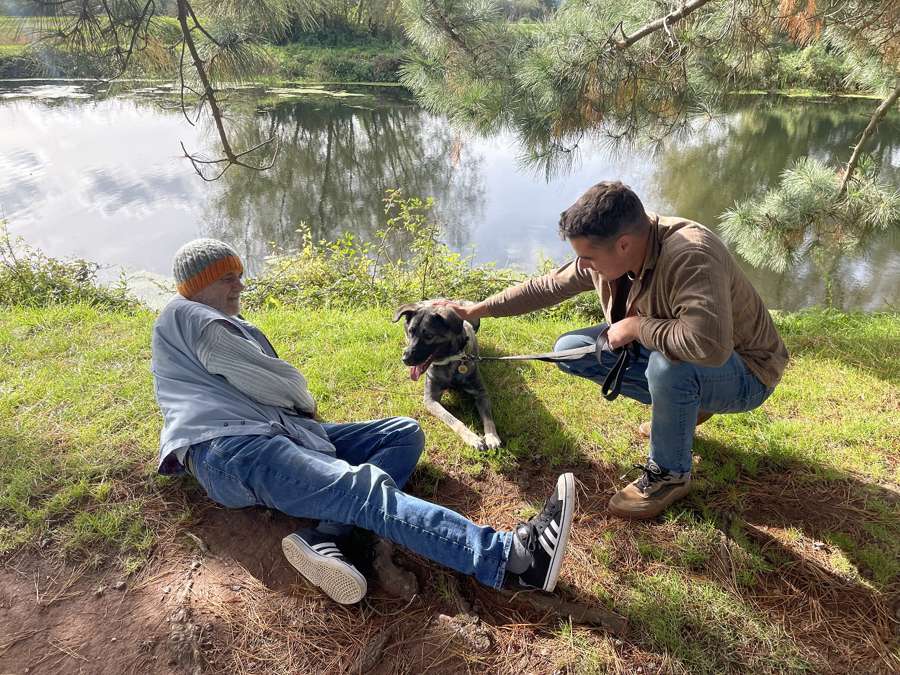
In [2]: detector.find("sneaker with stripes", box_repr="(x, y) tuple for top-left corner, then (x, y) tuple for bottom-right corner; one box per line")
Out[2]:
(282, 529), (367, 604)
(509, 473), (575, 592)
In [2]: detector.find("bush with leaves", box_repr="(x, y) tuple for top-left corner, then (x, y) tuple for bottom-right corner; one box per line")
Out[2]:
(0, 225), (137, 310)
(242, 190), (603, 321)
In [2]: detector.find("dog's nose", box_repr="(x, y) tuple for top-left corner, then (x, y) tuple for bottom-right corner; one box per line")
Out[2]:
(401, 348), (415, 365)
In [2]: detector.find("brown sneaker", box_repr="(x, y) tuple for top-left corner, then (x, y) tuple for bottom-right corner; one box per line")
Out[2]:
(608, 461), (691, 520)
(638, 411), (714, 439)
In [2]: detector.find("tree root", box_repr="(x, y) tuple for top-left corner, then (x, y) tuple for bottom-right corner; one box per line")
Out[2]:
(372, 540), (418, 601)
(499, 589), (628, 635)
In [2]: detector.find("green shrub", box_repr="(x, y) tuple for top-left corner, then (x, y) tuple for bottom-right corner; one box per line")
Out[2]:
(272, 42), (405, 82)
(242, 189), (602, 321)
(775, 43), (849, 91)
(0, 224), (137, 310)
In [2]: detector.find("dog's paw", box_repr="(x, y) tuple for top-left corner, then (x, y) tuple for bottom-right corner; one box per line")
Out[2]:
(483, 433), (502, 450)
(463, 431), (487, 450)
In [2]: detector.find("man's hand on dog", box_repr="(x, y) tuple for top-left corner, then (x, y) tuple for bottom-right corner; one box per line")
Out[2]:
(607, 316), (642, 350)
(433, 300), (487, 323)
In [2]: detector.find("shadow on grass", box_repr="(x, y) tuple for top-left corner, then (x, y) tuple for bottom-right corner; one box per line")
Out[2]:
(683, 435), (900, 671)
(425, 355), (601, 504)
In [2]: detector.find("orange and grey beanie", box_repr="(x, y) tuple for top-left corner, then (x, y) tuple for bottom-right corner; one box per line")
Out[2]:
(172, 238), (243, 298)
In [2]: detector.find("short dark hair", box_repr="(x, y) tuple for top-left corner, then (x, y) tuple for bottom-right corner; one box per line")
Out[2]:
(558, 181), (650, 243)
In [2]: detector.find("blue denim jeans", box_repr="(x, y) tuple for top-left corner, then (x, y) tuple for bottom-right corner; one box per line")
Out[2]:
(554, 324), (775, 474)
(186, 416), (511, 589)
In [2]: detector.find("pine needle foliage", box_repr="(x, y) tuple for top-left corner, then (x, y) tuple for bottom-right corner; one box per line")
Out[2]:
(401, 0), (900, 265)
(720, 157), (900, 272)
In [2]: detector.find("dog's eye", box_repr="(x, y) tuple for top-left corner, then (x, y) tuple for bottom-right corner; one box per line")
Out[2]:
(421, 331), (433, 341)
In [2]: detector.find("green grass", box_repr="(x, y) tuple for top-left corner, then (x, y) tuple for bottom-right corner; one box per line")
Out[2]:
(0, 304), (898, 671)
(624, 570), (809, 674)
(268, 42), (405, 83)
(1, 305), (897, 557)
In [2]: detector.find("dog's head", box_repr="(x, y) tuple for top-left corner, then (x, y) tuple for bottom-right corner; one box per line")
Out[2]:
(393, 301), (479, 381)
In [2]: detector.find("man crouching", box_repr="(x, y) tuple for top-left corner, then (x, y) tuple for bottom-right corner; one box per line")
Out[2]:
(151, 238), (576, 604)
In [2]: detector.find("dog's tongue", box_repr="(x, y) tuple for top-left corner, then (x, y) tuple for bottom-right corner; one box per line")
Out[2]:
(410, 364), (426, 381)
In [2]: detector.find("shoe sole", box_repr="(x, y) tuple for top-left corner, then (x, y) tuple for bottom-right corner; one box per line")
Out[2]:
(543, 472), (575, 593)
(282, 534), (367, 605)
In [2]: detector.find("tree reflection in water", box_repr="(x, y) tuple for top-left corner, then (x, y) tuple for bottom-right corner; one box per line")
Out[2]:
(198, 89), (898, 311)
(202, 90), (486, 274)
(651, 98), (900, 311)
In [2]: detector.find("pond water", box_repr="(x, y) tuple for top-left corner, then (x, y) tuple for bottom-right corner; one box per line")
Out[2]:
(1, 80), (898, 311)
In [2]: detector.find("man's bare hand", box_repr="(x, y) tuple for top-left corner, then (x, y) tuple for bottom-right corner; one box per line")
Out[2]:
(432, 300), (487, 323)
(606, 316), (642, 350)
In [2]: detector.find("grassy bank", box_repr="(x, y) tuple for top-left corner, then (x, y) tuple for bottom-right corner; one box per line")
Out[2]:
(0, 14), (406, 82)
(268, 40), (405, 83)
(1, 301), (898, 671)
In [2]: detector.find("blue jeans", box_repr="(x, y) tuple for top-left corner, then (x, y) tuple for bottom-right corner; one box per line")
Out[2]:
(554, 325), (775, 474)
(186, 416), (511, 589)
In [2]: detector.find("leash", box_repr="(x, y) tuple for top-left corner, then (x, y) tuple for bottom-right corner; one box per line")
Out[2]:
(441, 324), (640, 401)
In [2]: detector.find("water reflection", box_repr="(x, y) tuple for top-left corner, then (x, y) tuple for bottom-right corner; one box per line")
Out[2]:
(654, 99), (900, 223)
(652, 99), (900, 311)
(203, 92), (485, 266)
(0, 82), (897, 311)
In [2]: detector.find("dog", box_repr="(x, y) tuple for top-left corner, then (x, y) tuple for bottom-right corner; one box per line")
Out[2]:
(393, 300), (501, 450)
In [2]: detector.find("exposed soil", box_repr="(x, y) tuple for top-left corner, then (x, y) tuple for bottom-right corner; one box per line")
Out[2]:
(2, 458), (898, 674)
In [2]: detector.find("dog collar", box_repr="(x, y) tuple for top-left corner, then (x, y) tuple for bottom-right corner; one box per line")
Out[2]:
(430, 321), (478, 367)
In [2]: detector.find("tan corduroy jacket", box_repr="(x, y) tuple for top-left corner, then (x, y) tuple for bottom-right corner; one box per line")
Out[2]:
(480, 215), (789, 387)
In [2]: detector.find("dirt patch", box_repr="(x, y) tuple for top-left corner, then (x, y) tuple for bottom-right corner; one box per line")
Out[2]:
(3, 461), (899, 674)
(0, 554), (195, 674)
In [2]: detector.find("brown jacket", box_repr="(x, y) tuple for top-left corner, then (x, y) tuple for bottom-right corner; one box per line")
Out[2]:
(480, 215), (789, 387)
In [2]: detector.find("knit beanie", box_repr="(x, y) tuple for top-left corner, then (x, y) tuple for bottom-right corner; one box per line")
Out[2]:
(172, 238), (243, 298)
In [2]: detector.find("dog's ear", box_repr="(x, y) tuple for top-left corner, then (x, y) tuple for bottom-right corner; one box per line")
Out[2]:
(453, 301), (480, 332)
(434, 306), (464, 333)
(392, 303), (421, 323)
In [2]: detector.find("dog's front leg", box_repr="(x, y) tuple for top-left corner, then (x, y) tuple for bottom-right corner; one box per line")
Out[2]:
(474, 394), (501, 450)
(424, 387), (486, 450)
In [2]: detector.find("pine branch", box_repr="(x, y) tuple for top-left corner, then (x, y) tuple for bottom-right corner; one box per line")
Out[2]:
(615, 0), (718, 49)
(839, 78), (900, 196)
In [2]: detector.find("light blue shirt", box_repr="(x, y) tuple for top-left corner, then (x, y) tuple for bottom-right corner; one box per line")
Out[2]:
(151, 297), (335, 474)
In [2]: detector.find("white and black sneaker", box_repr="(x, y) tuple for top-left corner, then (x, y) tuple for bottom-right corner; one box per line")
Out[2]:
(508, 473), (575, 592)
(282, 529), (368, 604)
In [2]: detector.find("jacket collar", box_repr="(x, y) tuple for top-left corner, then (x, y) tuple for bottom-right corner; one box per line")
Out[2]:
(627, 213), (662, 282)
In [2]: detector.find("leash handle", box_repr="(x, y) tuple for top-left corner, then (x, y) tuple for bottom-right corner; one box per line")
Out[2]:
(601, 347), (630, 400)
(598, 326), (639, 401)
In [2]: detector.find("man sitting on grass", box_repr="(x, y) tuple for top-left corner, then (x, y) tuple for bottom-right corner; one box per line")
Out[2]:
(151, 238), (576, 604)
(444, 182), (788, 520)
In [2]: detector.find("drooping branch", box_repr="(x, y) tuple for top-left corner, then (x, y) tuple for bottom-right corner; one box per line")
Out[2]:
(25, 0), (157, 80)
(109, 0), (156, 80)
(839, 79), (900, 195)
(175, 0), (278, 181)
(421, 0), (485, 64)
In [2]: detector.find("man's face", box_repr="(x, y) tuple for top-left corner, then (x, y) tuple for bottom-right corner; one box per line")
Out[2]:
(569, 235), (632, 279)
(191, 271), (244, 316)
